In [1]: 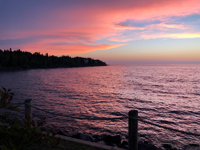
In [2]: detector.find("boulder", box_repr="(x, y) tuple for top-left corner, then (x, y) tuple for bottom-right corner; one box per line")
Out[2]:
(163, 144), (174, 150)
(93, 134), (102, 142)
(71, 133), (94, 142)
(103, 135), (122, 146)
(57, 129), (69, 136)
(119, 141), (128, 149)
(138, 141), (161, 150)
(189, 144), (199, 147)
(183, 144), (200, 150)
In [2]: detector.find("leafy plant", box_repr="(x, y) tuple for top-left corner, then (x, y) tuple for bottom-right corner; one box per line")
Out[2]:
(0, 87), (60, 150)
(0, 87), (20, 111)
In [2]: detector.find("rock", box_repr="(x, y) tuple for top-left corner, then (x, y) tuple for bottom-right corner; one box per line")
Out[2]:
(103, 135), (122, 146)
(113, 135), (122, 144)
(71, 133), (94, 142)
(189, 144), (199, 147)
(57, 129), (69, 136)
(93, 134), (102, 142)
(80, 133), (94, 142)
(100, 134), (107, 139)
(119, 141), (128, 149)
(138, 141), (161, 150)
(125, 134), (129, 139)
(122, 140), (128, 146)
(124, 145), (129, 149)
(163, 144), (173, 150)
(183, 144), (200, 150)
(71, 133), (80, 139)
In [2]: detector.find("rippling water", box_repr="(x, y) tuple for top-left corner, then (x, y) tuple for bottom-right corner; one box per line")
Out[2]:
(0, 64), (200, 149)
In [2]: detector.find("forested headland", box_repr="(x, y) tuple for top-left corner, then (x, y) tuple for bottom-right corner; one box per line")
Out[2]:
(0, 48), (107, 71)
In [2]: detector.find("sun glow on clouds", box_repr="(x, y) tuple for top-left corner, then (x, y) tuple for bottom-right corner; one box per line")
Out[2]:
(141, 33), (200, 39)
(109, 22), (192, 42)
(1, 0), (200, 58)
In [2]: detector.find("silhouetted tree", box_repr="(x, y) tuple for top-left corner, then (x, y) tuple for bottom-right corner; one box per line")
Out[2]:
(0, 48), (107, 70)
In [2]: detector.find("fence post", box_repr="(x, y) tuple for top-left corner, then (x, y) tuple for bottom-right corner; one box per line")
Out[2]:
(128, 110), (138, 150)
(25, 99), (32, 122)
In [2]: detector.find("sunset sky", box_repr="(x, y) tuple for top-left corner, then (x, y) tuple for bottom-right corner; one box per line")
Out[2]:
(1, 0), (200, 64)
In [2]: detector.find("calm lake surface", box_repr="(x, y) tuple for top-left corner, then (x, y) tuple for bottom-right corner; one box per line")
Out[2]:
(0, 64), (200, 149)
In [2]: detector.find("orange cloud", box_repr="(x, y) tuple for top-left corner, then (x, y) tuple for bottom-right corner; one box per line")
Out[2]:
(1, 0), (200, 55)
(17, 37), (125, 55)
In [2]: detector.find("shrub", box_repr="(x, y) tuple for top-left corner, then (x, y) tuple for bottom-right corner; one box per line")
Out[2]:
(0, 87), (60, 150)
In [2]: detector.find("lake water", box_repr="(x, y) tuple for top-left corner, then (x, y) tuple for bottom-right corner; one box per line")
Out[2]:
(0, 64), (200, 149)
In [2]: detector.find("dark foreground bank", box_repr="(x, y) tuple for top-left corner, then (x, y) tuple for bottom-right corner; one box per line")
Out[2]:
(1, 115), (199, 150)
(54, 129), (200, 150)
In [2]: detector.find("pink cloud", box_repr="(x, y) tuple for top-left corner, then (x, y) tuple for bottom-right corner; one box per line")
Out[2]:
(25, 43), (125, 55)
(114, 22), (145, 30)
(114, 25), (144, 30)
(2, 0), (200, 54)
(15, 36), (125, 55)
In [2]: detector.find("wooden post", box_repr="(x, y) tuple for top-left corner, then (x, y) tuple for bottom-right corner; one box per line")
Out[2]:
(25, 99), (32, 122)
(128, 110), (138, 150)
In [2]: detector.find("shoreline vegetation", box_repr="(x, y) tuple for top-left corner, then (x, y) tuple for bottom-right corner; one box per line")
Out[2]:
(0, 48), (107, 71)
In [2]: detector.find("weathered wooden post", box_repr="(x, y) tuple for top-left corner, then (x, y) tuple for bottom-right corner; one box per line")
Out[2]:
(128, 110), (138, 150)
(25, 99), (32, 122)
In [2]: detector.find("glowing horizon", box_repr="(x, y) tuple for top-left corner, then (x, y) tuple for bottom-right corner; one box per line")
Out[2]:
(1, 0), (200, 64)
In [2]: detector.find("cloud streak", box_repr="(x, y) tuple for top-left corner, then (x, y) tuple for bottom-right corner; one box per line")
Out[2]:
(143, 33), (200, 39)
(1, 0), (200, 54)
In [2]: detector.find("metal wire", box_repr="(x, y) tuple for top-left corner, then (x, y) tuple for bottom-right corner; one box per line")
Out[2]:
(22, 102), (200, 137)
(9, 102), (25, 106)
(26, 103), (128, 120)
(136, 117), (200, 137)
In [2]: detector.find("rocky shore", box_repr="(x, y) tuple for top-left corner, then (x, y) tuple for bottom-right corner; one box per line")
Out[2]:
(49, 129), (200, 150)
(1, 114), (199, 150)
(1, 115), (200, 150)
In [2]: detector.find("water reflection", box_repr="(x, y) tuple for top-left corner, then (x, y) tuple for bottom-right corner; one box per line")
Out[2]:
(0, 64), (200, 149)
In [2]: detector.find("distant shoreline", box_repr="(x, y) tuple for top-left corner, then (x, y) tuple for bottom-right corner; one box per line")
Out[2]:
(0, 65), (107, 72)
(0, 49), (107, 71)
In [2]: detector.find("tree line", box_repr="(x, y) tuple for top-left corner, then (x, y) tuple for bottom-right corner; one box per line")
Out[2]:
(0, 48), (107, 70)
